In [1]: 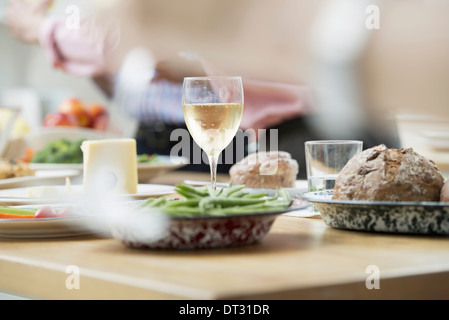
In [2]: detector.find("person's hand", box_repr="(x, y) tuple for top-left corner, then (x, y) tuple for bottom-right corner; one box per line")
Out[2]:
(5, 0), (53, 44)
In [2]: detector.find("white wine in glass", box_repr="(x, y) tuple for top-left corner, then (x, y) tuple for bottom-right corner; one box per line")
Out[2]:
(182, 76), (244, 190)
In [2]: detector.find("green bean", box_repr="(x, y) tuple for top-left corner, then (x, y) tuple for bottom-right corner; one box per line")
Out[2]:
(216, 187), (225, 197)
(138, 183), (291, 218)
(175, 184), (209, 197)
(174, 188), (203, 199)
(243, 193), (269, 199)
(201, 197), (266, 207)
(220, 185), (246, 197)
(206, 204), (286, 215)
(227, 185), (247, 196)
(163, 199), (200, 208)
(228, 191), (248, 198)
(206, 185), (217, 197)
(0, 206), (36, 216)
(147, 196), (167, 208)
(199, 197), (264, 214)
(137, 197), (158, 209)
(163, 206), (202, 216)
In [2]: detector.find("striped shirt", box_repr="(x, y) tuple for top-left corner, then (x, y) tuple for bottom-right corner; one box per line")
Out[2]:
(113, 73), (185, 125)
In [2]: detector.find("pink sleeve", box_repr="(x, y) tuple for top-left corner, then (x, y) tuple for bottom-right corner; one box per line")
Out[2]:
(240, 79), (311, 130)
(38, 17), (118, 77)
(199, 57), (311, 130)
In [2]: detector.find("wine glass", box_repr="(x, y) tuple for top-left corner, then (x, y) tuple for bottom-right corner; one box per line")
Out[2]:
(182, 76), (244, 190)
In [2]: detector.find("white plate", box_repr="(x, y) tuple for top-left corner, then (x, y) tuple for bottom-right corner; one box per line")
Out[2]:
(0, 170), (81, 189)
(0, 203), (111, 239)
(137, 155), (188, 182)
(0, 215), (106, 239)
(29, 155), (188, 182)
(422, 131), (449, 151)
(29, 163), (84, 171)
(0, 184), (175, 206)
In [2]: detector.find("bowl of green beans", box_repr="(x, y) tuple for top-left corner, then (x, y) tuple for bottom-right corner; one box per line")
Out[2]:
(110, 184), (299, 250)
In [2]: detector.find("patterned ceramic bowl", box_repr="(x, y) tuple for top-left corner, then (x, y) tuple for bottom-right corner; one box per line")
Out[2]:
(301, 190), (449, 235)
(109, 209), (291, 250)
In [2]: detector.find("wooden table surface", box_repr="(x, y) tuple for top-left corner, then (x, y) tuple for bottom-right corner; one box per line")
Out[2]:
(1, 171), (449, 300)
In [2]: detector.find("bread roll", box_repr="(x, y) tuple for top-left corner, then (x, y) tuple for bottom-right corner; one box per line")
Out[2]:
(440, 180), (449, 202)
(229, 151), (299, 189)
(332, 144), (445, 202)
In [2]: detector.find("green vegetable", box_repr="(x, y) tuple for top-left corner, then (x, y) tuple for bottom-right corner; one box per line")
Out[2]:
(31, 138), (85, 164)
(137, 153), (159, 163)
(138, 184), (292, 218)
(32, 141), (159, 165)
(0, 206), (36, 216)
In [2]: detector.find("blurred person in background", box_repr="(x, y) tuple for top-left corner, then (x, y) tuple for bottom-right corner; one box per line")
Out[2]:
(5, 0), (412, 178)
(5, 0), (314, 177)
(5, 0), (232, 173)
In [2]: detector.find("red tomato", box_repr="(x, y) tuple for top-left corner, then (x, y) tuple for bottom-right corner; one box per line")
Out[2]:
(87, 103), (107, 119)
(43, 112), (78, 127)
(58, 98), (85, 116)
(56, 208), (72, 218)
(92, 114), (109, 130)
(57, 98), (93, 127)
(34, 206), (58, 219)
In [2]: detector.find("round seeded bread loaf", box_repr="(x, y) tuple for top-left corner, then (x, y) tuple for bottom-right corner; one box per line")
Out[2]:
(229, 151), (299, 189)
(440, 180), (449, 202)
(332, 144), (445, 202)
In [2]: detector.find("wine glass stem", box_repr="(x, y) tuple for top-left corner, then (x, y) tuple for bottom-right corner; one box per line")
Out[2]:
(208, 155), (219, 190)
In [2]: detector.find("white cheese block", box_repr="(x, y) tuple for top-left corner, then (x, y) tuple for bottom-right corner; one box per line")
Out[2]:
(81, 139), (138, 195)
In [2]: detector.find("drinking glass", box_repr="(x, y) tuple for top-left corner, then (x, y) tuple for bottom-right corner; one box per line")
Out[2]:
(305, 140), (363, 192)
(182, 76), (244, 190)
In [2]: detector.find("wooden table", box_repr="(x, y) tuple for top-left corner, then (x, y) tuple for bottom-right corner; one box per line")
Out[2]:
(1, 171), (449, 300)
